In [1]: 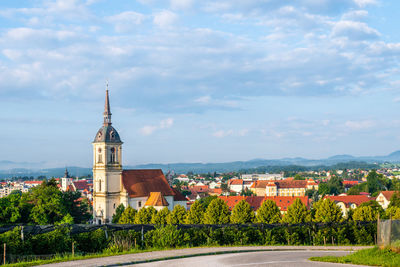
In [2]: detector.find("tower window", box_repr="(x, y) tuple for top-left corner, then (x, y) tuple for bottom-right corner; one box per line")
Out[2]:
(110, 147), (116, 163)
(98, 180), (102, 192)
(97, 148), (103, 163)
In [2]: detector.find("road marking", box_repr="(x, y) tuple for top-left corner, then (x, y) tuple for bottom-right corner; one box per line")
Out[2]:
(232, 261), (298, 266)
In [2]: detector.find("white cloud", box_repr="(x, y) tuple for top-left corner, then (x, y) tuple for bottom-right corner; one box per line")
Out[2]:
(194, 95), (211, 104)
(139, 118), (174, 135)
(345, 120), (375, 130)
(153, 10), (178, 28)
(107, 11), (145, 33)
(213, 129), (233, 138)
(160, 118), (174, 128)
(140, 125), (158, 136)
(171, 0), (193, 10)
(332, 20), (380, 40)
(353, 0), (377, 8)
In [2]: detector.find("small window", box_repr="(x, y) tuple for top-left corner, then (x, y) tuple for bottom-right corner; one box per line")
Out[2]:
(138, 201), (142, 208)
(113, 203), (116, 209)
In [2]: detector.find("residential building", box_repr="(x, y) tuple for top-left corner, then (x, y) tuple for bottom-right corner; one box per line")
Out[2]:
(251, 179), (318, 197)
(376, 191), (397, 209)
(323, 195), (373, 216)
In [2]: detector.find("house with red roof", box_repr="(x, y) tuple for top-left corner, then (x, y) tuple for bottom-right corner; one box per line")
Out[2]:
(323, 195), (373, 216)
(376, 191), (397, 209)
(251, 179), (318, 197)
(218, 195), (309, 214)
(228, 179), (244, 193)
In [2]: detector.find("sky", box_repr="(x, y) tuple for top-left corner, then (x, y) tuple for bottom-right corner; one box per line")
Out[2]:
(0, 0), (400, 168)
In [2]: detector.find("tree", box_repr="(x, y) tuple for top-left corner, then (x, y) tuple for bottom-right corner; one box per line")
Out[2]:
(118, 206), (137, 224)
(230, 199), (255, 223)
(167, 205), (186, 224)
(62, 191), (91, 223)
(151, 207), (170, 225)
(313, 198), (343, 223)
(366, 170), (386, 195)
(294, 174), (305, 180)
(327, 176), (344, 195)
(318, 183), (329, 196)
(347, 186), (361, 195)
(135, 207), (157, 224)
(203, 198), (230, 224)
(388, 191), (400, 208)
(353, 206), (377, 221)
(358, 200), (384, 218)
(282, 198), (310, 224)
(255, 199), (281, 223)
(240, 188), (254, 196)
(198, 195), (217, 208)
(185, 201), (205, 224)
(112, 204), (125, 223)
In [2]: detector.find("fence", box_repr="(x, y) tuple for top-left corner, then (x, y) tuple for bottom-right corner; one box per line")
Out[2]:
(377, 219), (400, 248)
(0, 221), (377, 265)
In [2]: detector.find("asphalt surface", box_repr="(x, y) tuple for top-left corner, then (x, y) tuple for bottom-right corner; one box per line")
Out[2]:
(133, 250), (362, 267)
(42, 246), (371, 267)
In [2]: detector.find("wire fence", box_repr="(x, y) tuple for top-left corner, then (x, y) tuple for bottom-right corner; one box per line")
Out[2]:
(377, 219), (400, 248)
(0, 221), (377, 265)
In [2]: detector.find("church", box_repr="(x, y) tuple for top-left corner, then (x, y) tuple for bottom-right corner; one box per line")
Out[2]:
(92, 89), (187, 224)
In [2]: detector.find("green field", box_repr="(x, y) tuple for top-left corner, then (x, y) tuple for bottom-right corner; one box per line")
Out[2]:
(310, 247), (400, 267)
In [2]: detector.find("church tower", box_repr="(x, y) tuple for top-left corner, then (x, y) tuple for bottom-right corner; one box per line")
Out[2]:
(92, 88), (123, 224)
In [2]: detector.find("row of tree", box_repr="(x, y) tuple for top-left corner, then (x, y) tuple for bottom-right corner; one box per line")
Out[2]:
(113, 194), (399, 225)
(0, 179), (91, 225)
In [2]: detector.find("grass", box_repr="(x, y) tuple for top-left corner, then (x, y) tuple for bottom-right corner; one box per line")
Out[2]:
(310, 247), (400, 267)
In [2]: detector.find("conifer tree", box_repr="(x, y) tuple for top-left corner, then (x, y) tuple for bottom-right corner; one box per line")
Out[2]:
(135, 206), (157, 224)
(118, 206), (137, 224)
(256, 199), (281, 223)
(313, 198), (343, 223)
(203, 198), (230, 224)
(185, 201), (205, 224)
(167, 205), (187, 224)
(151, 207), (170, 225)
(112, 204), (125, 223)
(282, 198), (310, 224)
(230, 199), (255, 223)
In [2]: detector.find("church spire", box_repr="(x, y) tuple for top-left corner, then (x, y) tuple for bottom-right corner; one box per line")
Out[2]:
(103, 82), (112, 126)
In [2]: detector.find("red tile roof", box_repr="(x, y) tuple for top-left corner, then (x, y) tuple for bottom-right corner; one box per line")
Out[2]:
(229, 179), (244, 185)
(380, 191), (396, 200)
(145, 192), (169, 206)
(73, 180), (90, 191)
(171, 187), (187, 201)
(122, 169), (175, 198)
(218, 196), (309, 212)
(324, 195), (372, 207)
(24, 181), (43, 185)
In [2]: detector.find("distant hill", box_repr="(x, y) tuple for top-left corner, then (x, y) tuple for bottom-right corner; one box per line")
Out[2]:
(1, 150), (400, 178)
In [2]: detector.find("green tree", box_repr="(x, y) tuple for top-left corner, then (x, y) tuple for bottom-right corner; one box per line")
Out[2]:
(118, 206), (137, 224)
(318, 183), (329, 196)
(347, 186), (361, 195)
(135, 207), (157, 224)
(353, 206), (377, 221)
(313, 198), (343, 223)
(151, 207), (170, 225)
(167, 205), (186, 224)
(388, 191), (400, 208)
(294, 174), (305, 180)
(198, 195), (217, 208)
(327, 176), (344, 195)
(62, 191), (91, 223)
(230, 199), (255, 223)
(28, 179), (67, 224)
(112, 204), (125, 223)
(366, 170), (386, 195)
(282, 198), (310, 224)
(255, 199), (281, 223)
(185, 201), (205, 224)
(203, 198), (230, 224)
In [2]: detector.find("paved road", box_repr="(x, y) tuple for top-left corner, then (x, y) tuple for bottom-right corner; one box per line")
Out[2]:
(133, 250), (361, 267)
(43, 246), (371, 267)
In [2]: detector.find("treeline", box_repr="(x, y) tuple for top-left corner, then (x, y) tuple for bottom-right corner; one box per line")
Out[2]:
(113, 196), (393, 226)
(0, 221), (376, 262)
(239, 161), (378, 174)
(0, 179), (91, 225)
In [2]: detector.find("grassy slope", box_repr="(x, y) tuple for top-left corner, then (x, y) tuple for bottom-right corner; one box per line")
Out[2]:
(310, 247), (400, 267)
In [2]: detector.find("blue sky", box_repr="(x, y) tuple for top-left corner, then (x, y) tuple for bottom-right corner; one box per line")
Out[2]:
(0, 0), (400, 168)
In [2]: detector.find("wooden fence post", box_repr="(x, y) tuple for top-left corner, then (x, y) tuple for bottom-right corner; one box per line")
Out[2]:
(72, 242), (75, 257)
(3, 243), (5, 265)
(389, 215), (392, 246)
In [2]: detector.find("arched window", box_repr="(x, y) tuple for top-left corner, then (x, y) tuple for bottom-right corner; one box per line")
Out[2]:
(97, 148), (103, 163)
(110, 147), (116, 163)
(98, 179), (102, 192)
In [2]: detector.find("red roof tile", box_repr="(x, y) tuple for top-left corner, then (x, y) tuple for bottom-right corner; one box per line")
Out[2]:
(324, 195), (372, 207)
(218, 196), (309, 212)
(380, 191), (396, 200)
(122, 169), (175, 198)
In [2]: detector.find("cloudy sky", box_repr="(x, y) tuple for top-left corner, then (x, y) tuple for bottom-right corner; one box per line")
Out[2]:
(1, 0), (400, 168)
